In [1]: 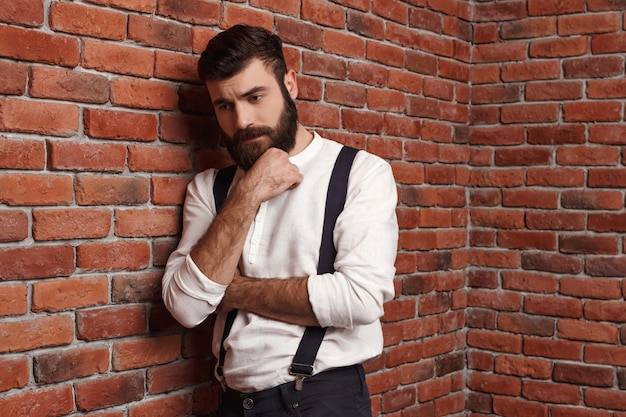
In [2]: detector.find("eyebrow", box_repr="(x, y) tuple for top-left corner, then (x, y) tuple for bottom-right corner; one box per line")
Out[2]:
(213, 86), (268, 107)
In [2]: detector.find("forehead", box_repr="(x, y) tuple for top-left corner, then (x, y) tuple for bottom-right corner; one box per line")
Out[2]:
(205, 58), (278, 102)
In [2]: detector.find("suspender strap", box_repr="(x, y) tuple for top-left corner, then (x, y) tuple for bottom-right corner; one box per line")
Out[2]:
(212, 165), (238, 380)
(214, 146), (359, 390)
(289, 146), (359, 390)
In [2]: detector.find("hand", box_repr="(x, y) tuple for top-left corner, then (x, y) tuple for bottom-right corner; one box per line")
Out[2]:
(240, 147), (303, 204)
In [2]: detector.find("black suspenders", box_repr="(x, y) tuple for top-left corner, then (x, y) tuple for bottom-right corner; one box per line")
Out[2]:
(212, 146), (359, 391)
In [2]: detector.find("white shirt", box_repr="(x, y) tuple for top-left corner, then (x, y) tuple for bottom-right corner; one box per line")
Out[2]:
(162, 133), (398, 392)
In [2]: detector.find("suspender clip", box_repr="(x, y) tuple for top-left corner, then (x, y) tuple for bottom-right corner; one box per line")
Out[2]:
(289, 363), (314, 391)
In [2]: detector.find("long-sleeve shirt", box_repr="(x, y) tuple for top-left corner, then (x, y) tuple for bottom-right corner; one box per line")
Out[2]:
(162, 133), (398, 392)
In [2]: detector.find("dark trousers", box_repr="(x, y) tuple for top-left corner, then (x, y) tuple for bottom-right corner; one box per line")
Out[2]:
(218, 365), (372, 417)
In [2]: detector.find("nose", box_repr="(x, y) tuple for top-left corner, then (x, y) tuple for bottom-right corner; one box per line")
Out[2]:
(234, 103), (253, 131)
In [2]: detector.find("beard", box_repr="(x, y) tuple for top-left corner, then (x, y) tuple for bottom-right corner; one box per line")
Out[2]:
(222, 94), (298, 171)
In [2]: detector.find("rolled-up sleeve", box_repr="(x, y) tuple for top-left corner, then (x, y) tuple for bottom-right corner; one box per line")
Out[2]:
(307, 156), (398, 329)
(162, 170), (228, 328)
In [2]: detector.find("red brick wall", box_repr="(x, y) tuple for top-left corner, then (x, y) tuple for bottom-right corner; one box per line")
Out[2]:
(0, 1), (623, 417)
(468, 1), (626, 417)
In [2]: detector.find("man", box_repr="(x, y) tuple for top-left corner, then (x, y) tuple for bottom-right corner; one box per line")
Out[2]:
(162, 25), (398, 417)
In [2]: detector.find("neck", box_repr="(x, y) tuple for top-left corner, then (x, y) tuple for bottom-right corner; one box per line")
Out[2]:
(288, 124), (314, 157)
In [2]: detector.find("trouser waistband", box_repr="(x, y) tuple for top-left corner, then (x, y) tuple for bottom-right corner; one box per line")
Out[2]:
(221, 364), (368, 415)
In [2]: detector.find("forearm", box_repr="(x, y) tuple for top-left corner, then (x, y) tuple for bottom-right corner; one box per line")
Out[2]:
(190, 185), (259, 285)
(220, 275), (320, 327)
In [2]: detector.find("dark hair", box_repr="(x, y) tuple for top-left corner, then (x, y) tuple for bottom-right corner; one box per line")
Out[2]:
(198, 25), (287, 85)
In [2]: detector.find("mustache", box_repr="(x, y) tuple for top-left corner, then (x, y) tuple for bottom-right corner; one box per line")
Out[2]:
(232, 126), (273, 142)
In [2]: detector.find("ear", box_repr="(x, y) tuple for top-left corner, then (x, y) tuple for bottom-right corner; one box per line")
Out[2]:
(283, 69), (298, 100)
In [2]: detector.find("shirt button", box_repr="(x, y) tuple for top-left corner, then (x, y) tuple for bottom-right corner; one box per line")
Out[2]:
(242, 397), (254, 410)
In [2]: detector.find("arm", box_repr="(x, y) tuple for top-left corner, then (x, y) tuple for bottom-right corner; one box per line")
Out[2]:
(217, 154), (398, 329)
(162, 148), (302, 327)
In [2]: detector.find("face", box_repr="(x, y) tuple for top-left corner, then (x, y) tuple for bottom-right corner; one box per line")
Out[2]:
(206, 59), (299, 171)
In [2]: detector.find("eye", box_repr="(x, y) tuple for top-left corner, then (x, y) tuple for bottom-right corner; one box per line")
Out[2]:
(249, 94), (262, 103)
(216, 103), (232, 111)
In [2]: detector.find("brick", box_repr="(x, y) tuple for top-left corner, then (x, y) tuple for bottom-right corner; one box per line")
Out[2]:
(0, 174), (72, 206)
(113, 334), (180, 370)
(524, 337), (582, 360)
(470, 249), (520, 268)
(0, 315), (73, 353)
(75, 371), (145, 411)
(468, 372), (521, 396)
(527, 80), (583, 101)
(77, 240), (150, 272)
(82, 39), (154, 78)
(500, 17), (556, 39)
(554, 362), (613, 387)
(474, 1), (527, 21)
(128, 144), (192, 173)
(559, 145), (620, 165)
(33, 208), (110, 241)
(151, 176), (190, 206)
(559, 319), (618, 344)
(0, 210), (28, 242)
(77, 305), (147, 341)
(501, 103), (559, 123)
(440, 57), (470, 83)
(560, 277), (622, 300)
(0, 245), (74, 280)
(129, 394), (192, 417)
(0, 385), (74, 417)
(112, 271), (163, 303)
(322, 29), (365, 59)
(160, 113), (217, 145)
(84, 108), (158, 142)
(111, 77), (179, 111)
(0, 355), (29, 392)
(495, 147), (553, 167)
(342, 108), (384, 134)
(586, 344), (626, 367)
(29, 66), (109, 104)
(503, 189), (557, 209)
(530, 36), (588, 58)
(0, 137), (45, 170)
(498, 230), (557, 250)
(585, 299), (626, 322)
(147, 359), (210, 394)
(552, 406), (611, 417)
(590, 124), (626, 145)
(468, 289), (521, 311)
(297, 101), (340, 129)
(367, 40), (405, 68)
(418, 374), (453, 402)
(302, 51), (347, 80)
(0, 283), (27, 316)
(559, 12), (621, 35)
(75, 175), (149, 205)
(324, 82), (366, 107)
(114, 208), (179, 237)
(48, 140), (126, 172)
(0, 0), (44, 26)
(502, 61), (560, 82)
(223, 3), (273, 32)
(0, 25), (79, 66)
(419, 32), (455, 58)
(526, 211), (585, 230)
(588, 78), (626, 100)
(83, 0), (156, 13)
(522, 380), (580, 405)
(495, 355), (552, 378)
(32, 275), (109, 313)
(128, 14), (191, 52)
(157, 0), (219, 25)
(585, 388), (626, 411)
(406, 50), (438, 76)
(302, 0), (345, 28)
(471, 85), (521, 105)
(473, 41), (527, 63)
(587, 256), (626, 277)
(381, 386), (416, 413)
(522, 252), (583, 274)
(527, 124), (586, 145)
(589, 213), (626, 232)
(524, 294), (582, 318)
(502, 271), (558, 293)
(50, 2), (126, 40)
(347, 9), (385, 39)
(387, 342), (423, 367)
(251, 0), (300, 16)
(154, 50), (200, 83)
(527, 167), (585, 188)
(0, 61), (27, 95)
(592, 32), (626, 53)
(588, 168), (626, 188)
(528, 0), (585, 15)
(34, 346), (109, 384)
(470, 208), (524, 229)
(467, 329), (522, 354)
(348, 61), (387, 86)
(367, 136), (403, 160)
(0, 98), (79, 137)
(564, 56), (623, 79)
(560, 234), (618, 255)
